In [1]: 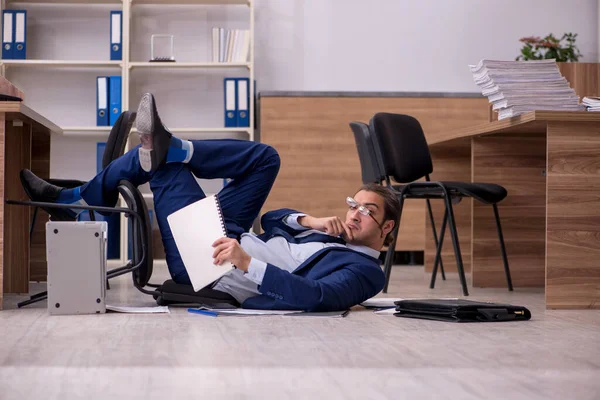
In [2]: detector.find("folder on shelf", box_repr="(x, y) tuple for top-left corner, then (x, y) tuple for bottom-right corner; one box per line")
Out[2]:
(219, 28), (225, 62)
(212, 27), (219, 62)
(13, 10), (26, 59)
(110, 11), (122, 61)
(2, 10), (14, 60)
(108, 76), (122, 126)
(96, 76), (109, 126)
(98, 142), (121, 259)
(236, 78), (249, 127)
(224, 78), (237, 127)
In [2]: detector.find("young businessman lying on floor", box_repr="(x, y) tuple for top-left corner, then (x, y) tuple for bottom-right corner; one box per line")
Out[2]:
(20, 93), (400, 311)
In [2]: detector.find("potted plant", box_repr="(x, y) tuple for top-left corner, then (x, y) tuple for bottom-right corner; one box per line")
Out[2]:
(516, 32), (596, 100)
(516, 33), (582, 62)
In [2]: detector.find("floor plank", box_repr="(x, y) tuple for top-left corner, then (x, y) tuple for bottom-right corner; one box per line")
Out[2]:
(1, 264), (599, 400)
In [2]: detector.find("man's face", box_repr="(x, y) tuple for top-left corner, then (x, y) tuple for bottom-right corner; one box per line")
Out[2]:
(345, 190), (386, 247)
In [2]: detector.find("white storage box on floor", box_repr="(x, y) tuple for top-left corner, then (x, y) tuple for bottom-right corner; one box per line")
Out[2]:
(46, 221), (107, 315)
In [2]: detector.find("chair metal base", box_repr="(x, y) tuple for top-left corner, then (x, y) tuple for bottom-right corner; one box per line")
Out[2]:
(383, 181), (514, 296)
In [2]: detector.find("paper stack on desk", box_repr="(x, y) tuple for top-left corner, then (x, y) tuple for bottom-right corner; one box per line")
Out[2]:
(582, 96), (600, 111)
(469, 59), (584, 119)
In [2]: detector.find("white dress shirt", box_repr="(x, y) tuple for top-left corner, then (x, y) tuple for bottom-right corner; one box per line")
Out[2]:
(212, 214), (380, 304)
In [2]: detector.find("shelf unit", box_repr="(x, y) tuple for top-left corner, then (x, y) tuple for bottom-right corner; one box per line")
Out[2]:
(0, 0), (255, 265)
(0, 59), (123, 68)
(129, 61), (250, 69)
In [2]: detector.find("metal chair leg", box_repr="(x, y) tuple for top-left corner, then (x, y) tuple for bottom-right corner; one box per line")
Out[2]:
(493, 203), (513, 291)
(17, 291), (48, 308)
(383, 193), (405, 293)
(442, 192), (469, 296)
(18, 207), (49, 308)
(426, 199), (446, 280)
(382, 225), (399, 293)
(430, 208), (448, 289)
(30, 207), (39, 240)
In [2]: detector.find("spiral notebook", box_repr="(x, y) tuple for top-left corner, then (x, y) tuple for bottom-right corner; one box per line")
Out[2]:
(166, 194), (234, 292)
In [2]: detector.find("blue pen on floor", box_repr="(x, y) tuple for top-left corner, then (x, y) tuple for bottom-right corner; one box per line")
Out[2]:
(188, 308), (218, 317)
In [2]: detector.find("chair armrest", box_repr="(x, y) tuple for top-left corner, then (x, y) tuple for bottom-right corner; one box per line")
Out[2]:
(5, 199), (147, 272)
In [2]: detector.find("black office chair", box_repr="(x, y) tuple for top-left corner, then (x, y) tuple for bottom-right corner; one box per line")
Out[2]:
(9, 179), (154, 306)
(28, 110), (136, 227)
(368, 112), (513, 296)
(349, 121), (447, 283)
(9, 178), (239, 308)
(17, 111), (136, 307)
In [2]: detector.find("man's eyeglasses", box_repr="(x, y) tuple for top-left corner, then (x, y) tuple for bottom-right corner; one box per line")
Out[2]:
(346, 197), (382, 228)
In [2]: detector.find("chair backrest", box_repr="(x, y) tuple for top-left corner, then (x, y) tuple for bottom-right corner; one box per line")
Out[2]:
(369, 112), (433, 183)
(349, 121), (385, 184)
(102, 111), (136, 169)
(117, 180), (153, 287)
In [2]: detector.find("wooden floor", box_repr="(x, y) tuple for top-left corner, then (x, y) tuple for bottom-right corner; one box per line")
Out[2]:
(1, 264), (599, 400)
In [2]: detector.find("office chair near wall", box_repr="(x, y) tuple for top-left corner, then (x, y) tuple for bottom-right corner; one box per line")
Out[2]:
(349, 121), (447, 283)
(368, 112), (513, 296)
(9, 179), (160, 305)
(8, 178), (239, 308)
(28, 111), (136, 228)
(17, 111), (136, 307)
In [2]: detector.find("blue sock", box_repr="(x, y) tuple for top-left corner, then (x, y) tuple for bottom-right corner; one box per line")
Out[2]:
(166, 136), (194, 164)
(57, 186), (81, 203)
(56, 186), (86, 218)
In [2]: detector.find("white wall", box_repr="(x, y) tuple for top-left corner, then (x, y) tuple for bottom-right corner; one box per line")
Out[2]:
(4, 0), (597, 180)
(254, 0), (598, 92)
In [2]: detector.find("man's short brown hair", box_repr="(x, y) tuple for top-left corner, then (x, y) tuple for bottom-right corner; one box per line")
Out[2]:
(355, 183), (400, 246)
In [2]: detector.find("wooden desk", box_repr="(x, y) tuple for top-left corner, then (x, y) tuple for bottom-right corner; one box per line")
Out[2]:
(428, 111), (600, 309)
(0, 101), (61, 310)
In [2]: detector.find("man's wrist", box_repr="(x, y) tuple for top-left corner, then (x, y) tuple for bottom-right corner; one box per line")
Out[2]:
(297, 215), (313, 229)
(238, 254), (251, 272)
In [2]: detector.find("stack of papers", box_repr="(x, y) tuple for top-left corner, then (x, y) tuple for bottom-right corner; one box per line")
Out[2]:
(106, 305), (170, 314)
(469, 59), (584, 119)
(360, 298), (405, 309)
(582, 96), (600, 111)
(188, 307), (349, 318)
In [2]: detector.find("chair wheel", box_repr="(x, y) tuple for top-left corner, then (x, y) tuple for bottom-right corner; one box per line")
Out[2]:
(153, 294), (158, 300)
(156, 297), (167, 306)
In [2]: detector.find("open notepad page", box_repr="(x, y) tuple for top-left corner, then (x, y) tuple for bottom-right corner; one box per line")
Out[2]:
(167, 195), (234, 292)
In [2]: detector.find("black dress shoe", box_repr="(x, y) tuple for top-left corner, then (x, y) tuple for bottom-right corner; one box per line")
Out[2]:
(20, 169), (76, 221)
(136, 93), (172, 172)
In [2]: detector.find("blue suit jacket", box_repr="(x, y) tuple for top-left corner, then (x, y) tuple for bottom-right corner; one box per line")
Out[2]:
(241, 209), (385, 311)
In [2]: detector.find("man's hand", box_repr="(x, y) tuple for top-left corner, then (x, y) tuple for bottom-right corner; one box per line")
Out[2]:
(212, 237), (251, 272)
(298, 215), (354, 241)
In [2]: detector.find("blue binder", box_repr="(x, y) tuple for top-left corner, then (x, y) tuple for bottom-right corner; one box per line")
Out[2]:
(236, 78), (250, 127)
(77, 143), (121, 259)
(13, 10), (26, 59)
(2, 10), (14, 59)
(224, 78), (237, 127)
(96, 76), (109, 126)
(98, 143), (121, 259)
(108, 76), (122, 126)
(110, 11), (122, 60)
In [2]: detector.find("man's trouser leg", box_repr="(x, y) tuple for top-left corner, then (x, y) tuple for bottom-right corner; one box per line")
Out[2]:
(80, 139), (280, 285)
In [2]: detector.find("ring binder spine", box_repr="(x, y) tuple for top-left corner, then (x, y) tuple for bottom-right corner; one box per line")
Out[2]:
(213, 194), (228, 237)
